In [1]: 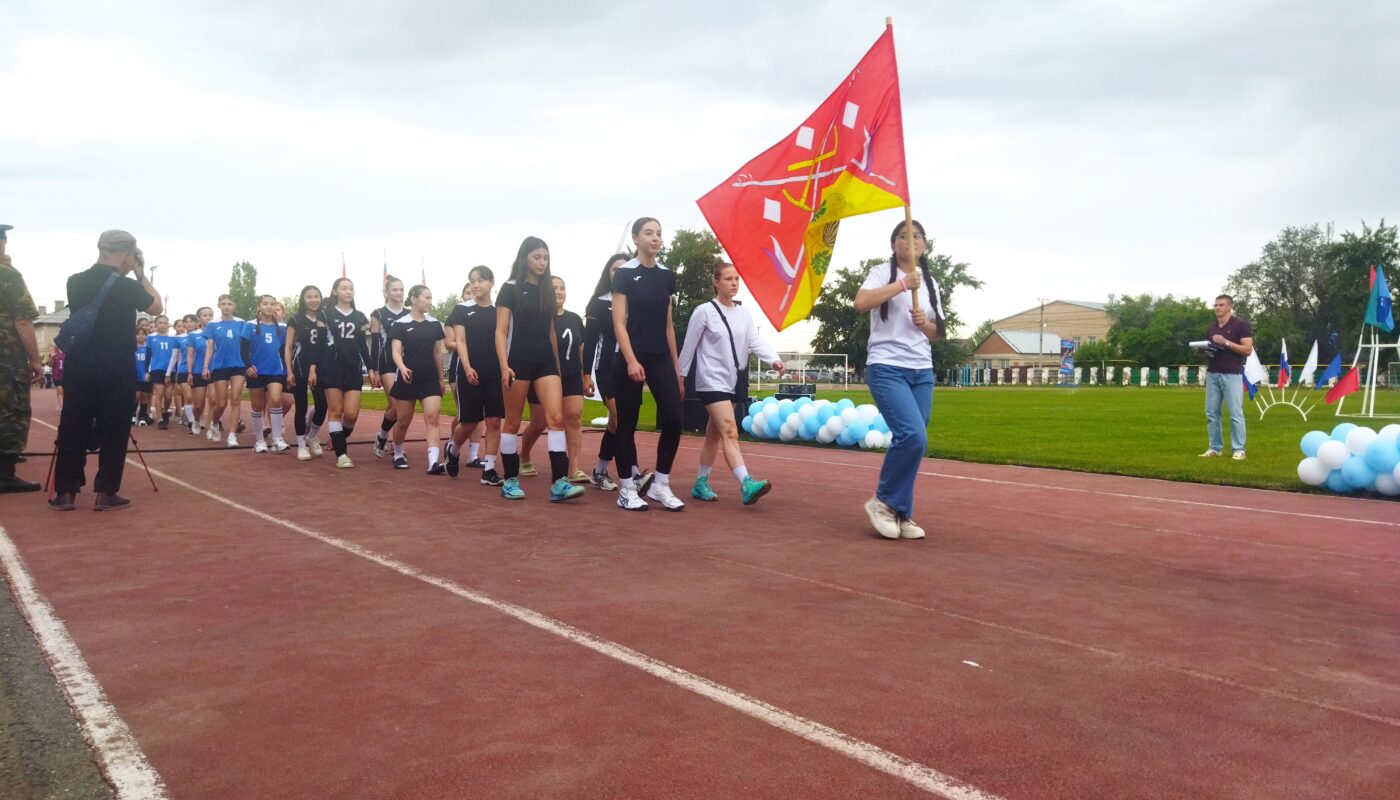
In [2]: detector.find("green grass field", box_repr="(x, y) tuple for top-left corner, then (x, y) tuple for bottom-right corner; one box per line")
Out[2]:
(357, 385), (1400, 494)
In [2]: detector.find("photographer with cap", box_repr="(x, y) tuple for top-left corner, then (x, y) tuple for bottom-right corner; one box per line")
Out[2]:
(51, 230), (161, 511)
(0, 224), (45, 493)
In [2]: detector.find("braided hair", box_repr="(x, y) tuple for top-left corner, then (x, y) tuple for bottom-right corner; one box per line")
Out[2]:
(880, 219), (944, 339)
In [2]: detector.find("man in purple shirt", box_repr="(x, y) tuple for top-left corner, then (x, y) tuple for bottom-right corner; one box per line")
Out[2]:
(1202, 294), (1253, 460)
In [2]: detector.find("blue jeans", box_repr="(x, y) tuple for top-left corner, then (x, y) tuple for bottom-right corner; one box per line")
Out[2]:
(1205, 371), (1245, 453)
(867, 364), (933, 518)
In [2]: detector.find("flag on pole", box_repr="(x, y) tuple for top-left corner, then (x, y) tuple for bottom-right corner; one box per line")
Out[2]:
(1325, 368), (1361, 404)
(1242, 373), (1258, 400)
(382, 252), (389, 291)
(1276, 340), (1290, 388)
(1316, 352), (1342, 387)
(1298, 340), (1319, 386)
(1243, 350), (1269, 386)
(697, 24), (909, 331)
(1364, 266), (1394, 332)
(341, 253), (347, 279)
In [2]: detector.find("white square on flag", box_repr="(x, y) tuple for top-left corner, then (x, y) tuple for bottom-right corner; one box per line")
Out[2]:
(795, 126), (815, 149)
(843, 102), (860, 129)
(763, 198), (782, 224)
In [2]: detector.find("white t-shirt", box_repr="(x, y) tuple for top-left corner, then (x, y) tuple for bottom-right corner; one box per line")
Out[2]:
(677, 300), (781, 393)
(861, 261), (944, 370)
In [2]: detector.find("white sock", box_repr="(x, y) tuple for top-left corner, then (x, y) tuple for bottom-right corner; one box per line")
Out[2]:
(251, 410), (262, 430)
(270, 409), (284, 438)
(393, 442), (405, 459)
(632, 465), (642, 478)
(328, 420), (343, 433)
(547, 429), (566, 452)
(428, 446), (440, 467)
(595, 459), (610, 474)
(733, 465), (750, 483)
(446, 441), (457, 458)
(484, 455), (496, 470)
(654, 472), (669, 486)
(308, 423), (320, 439)
(469, 441), (481, 460)
(499, 434), (518, 455)
(184, 404), (195, 423)
(620, 476), (635, 490)
(297, 434), (306, 447)
(697, 465), (712, 479)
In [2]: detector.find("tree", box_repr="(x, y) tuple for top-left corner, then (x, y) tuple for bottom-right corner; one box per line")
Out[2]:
(228, 261), (258, 321)
(660, 228), (724, 346)
(969, 318), (996, 350)
(1072, 340), (1119, 373)
(1106, 294), (1213, 368)
(432, 293), (460, 324)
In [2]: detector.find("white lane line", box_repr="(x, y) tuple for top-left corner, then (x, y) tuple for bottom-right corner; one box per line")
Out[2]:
(686, 444), (1400, 529)
(0, 526), (168, 800)
(133, 463), (1005, 800)
(707, 554), (1400, 730)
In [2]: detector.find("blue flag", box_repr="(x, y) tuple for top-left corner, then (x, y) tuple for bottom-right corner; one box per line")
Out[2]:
(1316, 353), (1342, 387)
(1242, 372), (1258, 400)
(1366, 266), (1394, 332)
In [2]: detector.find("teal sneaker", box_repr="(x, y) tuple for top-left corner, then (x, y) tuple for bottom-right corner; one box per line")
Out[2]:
(501, 477), (526, 500)
(549, 478), (584, 502)
(690, 475), (719, 501)
(740, 476), (771, 506)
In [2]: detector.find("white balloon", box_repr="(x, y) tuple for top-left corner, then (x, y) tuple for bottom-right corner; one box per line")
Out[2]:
(827, 417), (846, 434)
(839, 408), (859, 425)
(779, 426), (797, 442)
(1378, 424), (1400, 446)
(1375, 473), (1400, 496)
(816, 426), (837, 444)
(863, 430), (884, 450)
(751, 413), (766, 436)
(858, 404), (880, 424)
(883, 431), (895, 449)
(1345, 426), (1379, 456)
(1394, 460), (1400, 483)
(798, 404), (818, 421)
(1296, 457), (1329, 486)
(1316, 439), (1349, 469)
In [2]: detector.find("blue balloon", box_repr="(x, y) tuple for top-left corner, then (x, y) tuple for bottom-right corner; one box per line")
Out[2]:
(1299, 430), (1329, 457)
(778, 399), (795, 418)
(837, 428), (857, 447)
(795, 397), (813, 408)
(1363, 441), (1400, 474)
(801, 417), (820, 439)
(766, 414), (783, 438)
(1331, 422), (1357, 441)
(1325, 469), (1352, 493)
(1340, 456), (1377, 490)
(741, 415), (754, 434)
(817, 405), (836, 423)
(837, 398), (855, 411)
(848, 421), (869, 441)
(873, 417), (890, 434)
(762, 397), (779, 413)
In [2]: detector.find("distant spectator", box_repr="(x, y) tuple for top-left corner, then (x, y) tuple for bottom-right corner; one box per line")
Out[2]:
(0, 223), (44, 493)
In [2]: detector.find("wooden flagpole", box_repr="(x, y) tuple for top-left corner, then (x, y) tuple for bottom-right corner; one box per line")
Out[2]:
(888, 17), (920, 315)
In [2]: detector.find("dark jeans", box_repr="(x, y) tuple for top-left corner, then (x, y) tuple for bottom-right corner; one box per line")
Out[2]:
(55, 357), (136, 495)
(290, 367), (327, 436)
(613, 352), (683, 477)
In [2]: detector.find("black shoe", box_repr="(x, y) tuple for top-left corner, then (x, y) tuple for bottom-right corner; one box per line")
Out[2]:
(392, 456), (409, 470)
(480, 469), (502, 486)
(467, 457), (486, 469)
(157, 419), (169, 430)
(428, 462), (446, 476)
(637, 468), (655, 496)
(0, 474), (40, 493)
(94, 493), (131, 512)
(48, 492), (76, 511)
(445, 447), (460, 477)
(236, 420), (247, 434)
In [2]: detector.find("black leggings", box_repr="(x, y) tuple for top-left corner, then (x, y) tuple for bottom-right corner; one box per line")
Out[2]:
(613, 352), (682, 478)
(290, 367), (328, 436)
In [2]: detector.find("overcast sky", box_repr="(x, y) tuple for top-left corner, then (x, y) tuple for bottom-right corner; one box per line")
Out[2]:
(5, 0), (1397, 349)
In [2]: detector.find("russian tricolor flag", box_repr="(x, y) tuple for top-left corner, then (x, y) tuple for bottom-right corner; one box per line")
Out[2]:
(1277, 340), (1290, 388)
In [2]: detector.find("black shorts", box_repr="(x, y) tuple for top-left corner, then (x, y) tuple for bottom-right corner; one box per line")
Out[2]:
(191, 373), (209, 389)
(697, 390), (742, 406)
(458, 375), (504, 423)
(561, 371), (584, 398)
(54, 378), (63, 387)
(148, 370), (167, 384)
(246, 374), (286, 390)
(211, 366), (244, 382)
(390, 375), (442, 402)
(594, 361), (615, 399)
(176, 372), (191, 385)
(136, 380), (153, 393)
(510, 353), (558, 382)
(319, 360), (364, 392)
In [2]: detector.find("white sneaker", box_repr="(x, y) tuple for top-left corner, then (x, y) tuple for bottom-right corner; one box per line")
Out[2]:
(308, 439), (324, 457)
(590, 470), (618, 491)
(190, 422), (201, 435)
(297, 446), (311, 461)
(227, 433), (239, 448)
(1231, 450), (1246, 461)
(373, 435), (388, 459)
(253, 439), (268, 454)
(206, 427), (217, 441)
(1199, 449), (1221, 457)
(272, 438), (290, 452)
(617, 485), (649, 511)
(898, 517), (926, 540)
(646, 482), (686, 512)
(336, 454), (355, 469)
(864, 496), (901, 540)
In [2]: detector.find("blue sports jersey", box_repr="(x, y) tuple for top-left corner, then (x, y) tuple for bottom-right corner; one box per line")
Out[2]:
(134, 345), (151, 381)
(241, 321), (287, 376)
(147, 333), (178, 372)
(204, 318), (246, 370)
(184, 330), (208, 371)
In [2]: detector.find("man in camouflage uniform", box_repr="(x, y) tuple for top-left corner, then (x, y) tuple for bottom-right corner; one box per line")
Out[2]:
(0, 224), (44, 493)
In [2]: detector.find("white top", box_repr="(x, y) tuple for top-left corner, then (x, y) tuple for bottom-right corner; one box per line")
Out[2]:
(678, 300), (781, 392)
(861, 261), (944, 370)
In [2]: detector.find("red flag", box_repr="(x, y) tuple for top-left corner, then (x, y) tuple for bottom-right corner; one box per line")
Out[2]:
(1370, 264), (1377, 290)
(697, 25), (909, 331)
(1325, 368), (1361, 404)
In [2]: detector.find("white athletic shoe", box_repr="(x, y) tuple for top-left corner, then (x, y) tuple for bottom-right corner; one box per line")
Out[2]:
(616, 485), (649, 511)
(373, 435), (388, 459)
(645, 482), (686, 512)
(227, 433), (239, 448)
(206, 427), (217, 441)
(272, 437), (290, 452)
(864, 496), (901, 540)
(297, 446), (311, 461)
(253, 439), (269, 454)
(898, 517), (926, 540)
(190, 422), (201, 435)
(336, 454), (355, 469)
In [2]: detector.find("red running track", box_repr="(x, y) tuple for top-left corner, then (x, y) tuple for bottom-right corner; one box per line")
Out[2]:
(4, 394), (1399, 799)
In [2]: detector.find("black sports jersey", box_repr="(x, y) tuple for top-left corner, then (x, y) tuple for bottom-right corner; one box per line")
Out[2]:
(389, 315), (444, 378)
(372, 304), (407, 370)
(451, 303), (499, 379)
(554, 311), (585, 378)
(322, 305), (372, 371)
(444, 302), (475, 376)
(612, 260), (676, 356)
(288, 312), (327, 371)
(583, 294), (616, 374)
(497, 280), (554, 362)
